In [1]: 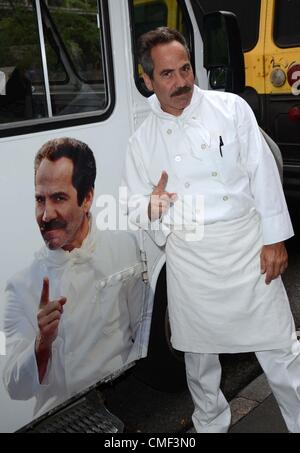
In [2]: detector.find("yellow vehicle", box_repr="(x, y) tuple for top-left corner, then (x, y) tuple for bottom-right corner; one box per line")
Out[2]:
(201, 0), (300, 198)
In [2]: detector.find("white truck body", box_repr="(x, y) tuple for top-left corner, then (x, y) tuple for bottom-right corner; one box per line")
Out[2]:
(0, 0), (242, 432)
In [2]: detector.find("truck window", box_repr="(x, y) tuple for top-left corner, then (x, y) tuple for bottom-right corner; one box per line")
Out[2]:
(0, 0), (113, 135)
(0, 0), (48, 124)
(274, 0), (300, 48)
(130, 0), (194, 96)
(134, 1), (168, 38)
(200, 0), (261, 52)
(44, 0), (108, 116)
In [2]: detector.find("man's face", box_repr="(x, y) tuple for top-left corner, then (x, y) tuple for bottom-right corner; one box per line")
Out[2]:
(35, 157), (93, 251)
(143, 40), (195, 116)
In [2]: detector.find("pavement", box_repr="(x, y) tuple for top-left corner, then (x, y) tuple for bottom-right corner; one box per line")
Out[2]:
(229, 374), (288, 433)
(189, 373), (289, 433)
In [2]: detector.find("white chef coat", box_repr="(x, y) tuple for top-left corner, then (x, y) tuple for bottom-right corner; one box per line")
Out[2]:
(3, 221), (149, 417)
(122, 85), (293, 245)
(122, 85), (296, 353)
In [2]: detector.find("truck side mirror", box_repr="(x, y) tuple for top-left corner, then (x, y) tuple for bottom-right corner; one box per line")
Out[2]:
(203, 11), (245, 94)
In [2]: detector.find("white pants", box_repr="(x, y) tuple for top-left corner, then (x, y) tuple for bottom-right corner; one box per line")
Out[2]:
(185, 338), (300, 433)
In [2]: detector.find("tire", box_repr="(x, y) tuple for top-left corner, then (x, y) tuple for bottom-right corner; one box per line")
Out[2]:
(133, 266), (187, 392)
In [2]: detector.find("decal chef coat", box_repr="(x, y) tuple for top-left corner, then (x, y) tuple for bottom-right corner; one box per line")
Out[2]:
(3, 222), (148, 416)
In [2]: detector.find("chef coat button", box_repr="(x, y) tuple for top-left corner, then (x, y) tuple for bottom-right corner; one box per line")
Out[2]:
(223, 196), (229, 202)
(185, 182), (190, 189)
(116, 274), (123, 281)
(201, 144), (207, 150)
(212, 172), (218, 177)
(192, 116), (197, 120)
(167, 129), (172, 135)
(100, 281), (106, 288)
(175, 155), (182, 162)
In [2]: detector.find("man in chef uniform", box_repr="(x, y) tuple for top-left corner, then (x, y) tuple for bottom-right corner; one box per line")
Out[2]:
(3, 137), (145, 418)
(122, 27), (300, 433)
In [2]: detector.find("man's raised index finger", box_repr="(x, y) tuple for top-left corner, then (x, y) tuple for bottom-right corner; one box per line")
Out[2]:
(156, 171), (168, 192)
(39, 278), (49, 308)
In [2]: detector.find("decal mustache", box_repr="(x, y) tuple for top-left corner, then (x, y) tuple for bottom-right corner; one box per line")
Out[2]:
(40, 219), (67, 233)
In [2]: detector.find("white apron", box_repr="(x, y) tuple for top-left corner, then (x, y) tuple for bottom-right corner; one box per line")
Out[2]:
(165, 210), (296, 353)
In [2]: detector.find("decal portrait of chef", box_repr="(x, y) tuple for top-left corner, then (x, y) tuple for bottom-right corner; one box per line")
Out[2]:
(122, 27), (300, 433)
(3, 137), (145, 418)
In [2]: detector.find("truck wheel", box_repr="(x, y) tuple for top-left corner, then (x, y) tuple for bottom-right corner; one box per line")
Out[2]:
(133, 266), (187, 392)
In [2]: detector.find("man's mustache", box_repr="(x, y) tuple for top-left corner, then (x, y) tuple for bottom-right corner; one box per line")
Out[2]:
(171, 85), (192, 97)
(40, 220), (66, 232)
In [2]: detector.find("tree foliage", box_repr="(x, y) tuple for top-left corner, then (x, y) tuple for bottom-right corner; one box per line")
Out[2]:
(0, 0), (101, 80)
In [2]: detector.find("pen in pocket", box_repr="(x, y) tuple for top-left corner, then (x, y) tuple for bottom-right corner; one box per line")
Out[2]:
(219, 136), (224, 157)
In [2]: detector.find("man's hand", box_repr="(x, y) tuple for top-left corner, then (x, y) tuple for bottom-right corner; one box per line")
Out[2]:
(35, 278), (67, 383)
(260, 242), (288, 285)
(148, 171), (177, 222)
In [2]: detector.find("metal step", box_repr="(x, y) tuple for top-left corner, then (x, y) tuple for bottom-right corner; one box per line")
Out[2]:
(18, 389), (124, 434)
